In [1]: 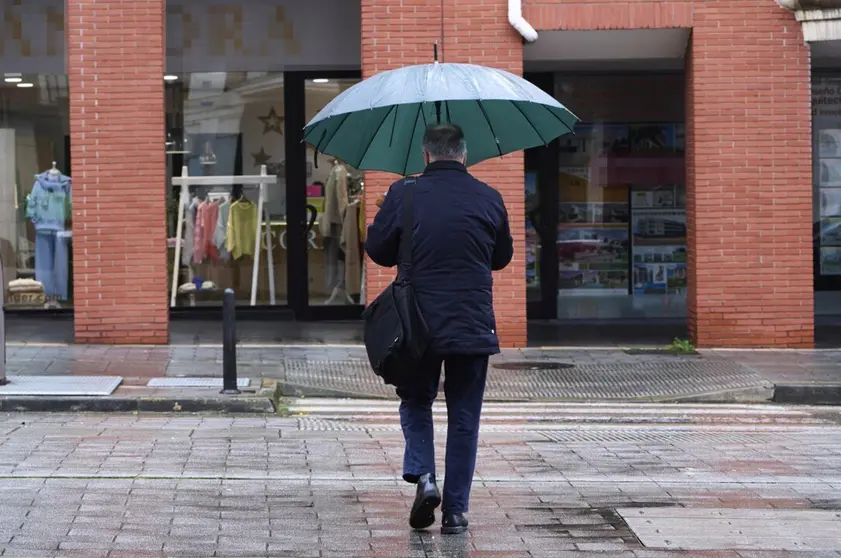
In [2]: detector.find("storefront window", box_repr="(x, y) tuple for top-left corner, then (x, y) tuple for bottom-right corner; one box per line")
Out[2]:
(164, 0), (361, 309)
(813, 74), (841, 314)
(165, 72), (287, 307)
(0, 1), (69, 310)
(553, 74), (686, 319)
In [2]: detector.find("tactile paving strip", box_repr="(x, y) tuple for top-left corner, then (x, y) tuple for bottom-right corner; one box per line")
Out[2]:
(0, 376), (122, 396)
(539, 430), (780, 445)
(295, 419), (791, 442)
(147, 378), (251, 388)
(281, 359), (770, 401)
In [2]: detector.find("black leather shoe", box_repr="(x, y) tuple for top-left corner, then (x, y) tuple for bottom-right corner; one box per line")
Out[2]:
(409, 473), (441, 530)
(441, 512), (468, 535)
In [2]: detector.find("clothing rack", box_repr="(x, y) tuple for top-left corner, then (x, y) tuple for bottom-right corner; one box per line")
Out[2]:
(170, 165), (276, 308)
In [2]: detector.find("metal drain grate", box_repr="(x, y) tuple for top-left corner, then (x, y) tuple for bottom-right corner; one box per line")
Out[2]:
(281, 359), (769, 401)
(539, 430), (780, 445)
(147, 378), (251, 388)
(493, 361), (575, 371)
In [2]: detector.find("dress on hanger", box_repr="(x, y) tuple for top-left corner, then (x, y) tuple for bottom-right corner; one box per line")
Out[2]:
(319, 162), (349, 239)
(193, 200), (220, 264)
(226, 199), (258, 260)
(213, 200), (231, 260)
(182, 197), (199, 266)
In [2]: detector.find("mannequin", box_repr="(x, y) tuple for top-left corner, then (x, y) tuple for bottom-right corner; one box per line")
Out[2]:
(321, 159), (353, 304)
(26, 162), (71, 307)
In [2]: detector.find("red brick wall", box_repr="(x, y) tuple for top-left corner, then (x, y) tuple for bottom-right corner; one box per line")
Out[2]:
(67, 0), (169, 344)
(525, 0), (813, 348)
(524, 0), (694, 30)
(361, 0), (528, 347)
(686, 2), (813, 348)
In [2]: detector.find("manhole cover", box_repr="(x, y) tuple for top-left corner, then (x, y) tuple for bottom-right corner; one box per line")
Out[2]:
(493, 361), (574, 371)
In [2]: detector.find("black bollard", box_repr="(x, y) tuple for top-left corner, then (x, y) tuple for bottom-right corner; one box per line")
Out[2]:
(221, 288), (240, 395)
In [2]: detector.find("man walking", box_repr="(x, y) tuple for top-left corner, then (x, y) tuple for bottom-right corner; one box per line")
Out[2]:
(365, 124), (514, 534)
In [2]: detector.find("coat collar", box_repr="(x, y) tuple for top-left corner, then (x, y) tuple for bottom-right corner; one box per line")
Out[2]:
(422, 160), (468, 174)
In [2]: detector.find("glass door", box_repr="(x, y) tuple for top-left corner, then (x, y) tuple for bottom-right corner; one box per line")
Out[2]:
(284, 72), (363, 319)
(525, 73), (560, 320)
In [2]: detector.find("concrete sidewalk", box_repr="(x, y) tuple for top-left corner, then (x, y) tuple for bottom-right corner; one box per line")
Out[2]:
(2, 342), (841, 411)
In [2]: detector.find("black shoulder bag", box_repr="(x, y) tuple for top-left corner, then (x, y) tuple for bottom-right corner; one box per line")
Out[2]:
(361, 179), (431, 386)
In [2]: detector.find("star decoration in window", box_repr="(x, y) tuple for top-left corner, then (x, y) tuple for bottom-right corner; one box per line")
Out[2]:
(258, 107), (284, 135)
(252, 146), (272, 166)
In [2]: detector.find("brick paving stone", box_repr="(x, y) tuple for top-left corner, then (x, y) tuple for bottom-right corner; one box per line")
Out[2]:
(0, 408), (834, 556)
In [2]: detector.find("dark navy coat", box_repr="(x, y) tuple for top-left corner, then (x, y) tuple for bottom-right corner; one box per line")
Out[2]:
(365, 160), (513, 355)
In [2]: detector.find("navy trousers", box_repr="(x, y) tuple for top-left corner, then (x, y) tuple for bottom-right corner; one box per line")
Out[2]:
(396, 353), (488, 514)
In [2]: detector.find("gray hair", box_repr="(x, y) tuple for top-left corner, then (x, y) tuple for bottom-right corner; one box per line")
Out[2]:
(422, 124), (467, 161)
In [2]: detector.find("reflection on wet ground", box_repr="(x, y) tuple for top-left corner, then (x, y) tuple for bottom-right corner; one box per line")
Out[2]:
(0, 403), (838, 556)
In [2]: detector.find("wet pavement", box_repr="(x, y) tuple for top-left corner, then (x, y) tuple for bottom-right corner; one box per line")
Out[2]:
(3, 343), (778, 402)
(4, 316), (841, 403)
(0, 402), (838, 556)
(7, 342), (841, 403)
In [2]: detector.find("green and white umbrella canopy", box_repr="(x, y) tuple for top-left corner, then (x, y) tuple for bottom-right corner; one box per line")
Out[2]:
(303, 62), (579, 176)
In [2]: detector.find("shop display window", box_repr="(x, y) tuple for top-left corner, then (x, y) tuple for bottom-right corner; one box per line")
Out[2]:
(165, 72), (288, 307)
(164, 73), (364, 308)
(548, 73), (686, 319)
(0, 0), (70, 311)
(0, 74), (70, 310)
(813, 74), (841, 315)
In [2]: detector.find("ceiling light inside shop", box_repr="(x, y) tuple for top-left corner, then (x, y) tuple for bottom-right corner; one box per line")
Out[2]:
(4, 75), (22, 83)
(16, 82), (33, 88)
(312, 79), (329, 83)
(164, 75), (179, 82)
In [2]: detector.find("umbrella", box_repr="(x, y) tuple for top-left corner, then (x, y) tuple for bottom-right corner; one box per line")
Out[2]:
(303, 62), (579, 176)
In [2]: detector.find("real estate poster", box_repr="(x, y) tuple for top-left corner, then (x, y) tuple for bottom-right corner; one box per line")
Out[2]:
(820, 218), (841, 246)
(629, 184), (687, 296)
(632, 211), (686, 246)
(556, 225), (629, 295)
(633, 262), (687, 295)
(628, 124), (676, 154)
(821, 247), (841, 275)
(557, 166), (630, 295)
(821, 189), (841, 217)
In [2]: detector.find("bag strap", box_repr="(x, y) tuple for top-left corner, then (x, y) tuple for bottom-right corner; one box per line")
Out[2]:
(399, 178), (417, 280)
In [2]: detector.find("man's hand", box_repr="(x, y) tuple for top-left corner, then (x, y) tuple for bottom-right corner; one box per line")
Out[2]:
(375, 194), (386, 208)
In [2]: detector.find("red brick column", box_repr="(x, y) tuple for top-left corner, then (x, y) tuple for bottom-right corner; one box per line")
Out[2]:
(67, 0), (169, 344)
(361, 0), (527, 347)
(686, 2), (813, 347)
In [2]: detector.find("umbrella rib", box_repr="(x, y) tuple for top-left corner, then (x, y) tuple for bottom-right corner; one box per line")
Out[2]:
(388, 104), (399, 147)
(445, 101), (451, 123)
(512, 101), (547, 146)
(476, 100), (503, 157)
(403, 103), (425, 177)
(353, 105), (398, 169)
(316, 112), (351, 155)
(545, 106), (576, 136)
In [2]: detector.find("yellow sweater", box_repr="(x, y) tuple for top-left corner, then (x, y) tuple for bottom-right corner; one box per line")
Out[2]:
(226, 200), (258, 259)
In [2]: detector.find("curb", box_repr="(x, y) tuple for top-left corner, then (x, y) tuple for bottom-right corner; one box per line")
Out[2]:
(772, 384), (841, 406)
(273, 381), (781, 404)
(0, 396), (276, 413)
(275, 382), (392, 400)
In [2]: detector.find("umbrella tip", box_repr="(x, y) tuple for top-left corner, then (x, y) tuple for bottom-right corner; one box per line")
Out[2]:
(433, 42), (438, 62)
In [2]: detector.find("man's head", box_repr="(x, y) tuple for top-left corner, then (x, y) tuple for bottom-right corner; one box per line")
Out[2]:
(422, 124), (467, 165)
